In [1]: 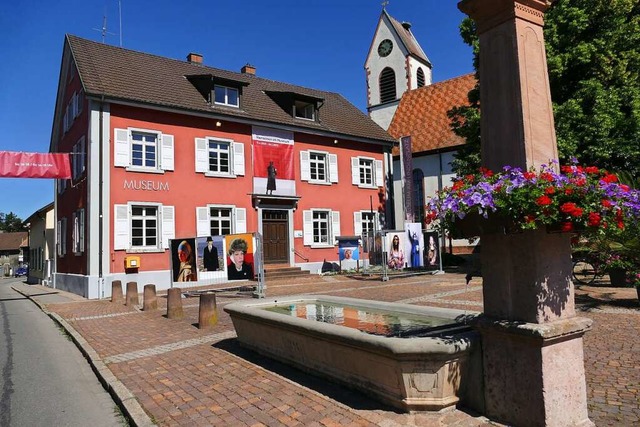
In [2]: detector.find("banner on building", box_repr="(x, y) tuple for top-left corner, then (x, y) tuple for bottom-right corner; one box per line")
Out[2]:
(0, 151), (71, 178)
(405, 222), (423, 268)
(400, 136), (414, 222)
(252, 126), (296, 196)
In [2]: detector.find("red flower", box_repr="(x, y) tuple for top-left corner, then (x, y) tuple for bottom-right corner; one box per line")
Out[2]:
(561, 222), (574, 232)
(585, 166), (599, 174)
(524, 215), (536, 223)
(561, 166), (573, 174)
(479, 167), (494, 177)
(540, 172), (554, 182)
(545, 187), (556, 195)
(620, 184), (630, 192)
(564, 188), (574, 195)
(602, 173), (618, 183)
(452, 180), (465, 190)
(601, 199), (613, 208)
(536, 195), (552, 206)
(523, 172), (536, 180)
(587, 212), (601, 227)
(560, 202), (578, 214)
(572, 177), (587, 186)
(571, 207), (583, 217)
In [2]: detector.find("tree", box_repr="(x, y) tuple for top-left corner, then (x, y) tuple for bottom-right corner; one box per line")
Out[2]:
(0, 212), (24, 232)
(450, 0), (640, 178)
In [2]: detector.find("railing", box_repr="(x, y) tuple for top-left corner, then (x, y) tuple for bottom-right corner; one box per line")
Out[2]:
(293, 248), (309, 262)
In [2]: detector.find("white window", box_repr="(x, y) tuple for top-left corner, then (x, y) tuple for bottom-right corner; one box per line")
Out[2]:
(214, 85), (239, 107)
(196, 206), (247, 237)
(294, 100), (315, 120)
(72, 208), (85, 254)
(351, 156), (383, 188)
(195, 137), (245, 177)
(354, 211), (378, 237)
(114, 128), (174, 172)
(300, 150), (338, 184)
(303, 209), (340, 247)
(57, 217), (67, 257)
(72, 136), (86, 180)
(113, 203), (175, 251)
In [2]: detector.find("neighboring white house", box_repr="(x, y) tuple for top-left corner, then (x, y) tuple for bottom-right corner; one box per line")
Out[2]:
(24, 202), (55, 285)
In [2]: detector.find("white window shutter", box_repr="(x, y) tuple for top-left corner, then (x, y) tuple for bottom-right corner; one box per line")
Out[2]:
(61, 217), (67, 256)
(300, 151), (310, 181)
(375, 160), (384, 187)
(79, 209), (85, 253)
(161, 205), (175, 249)
(303, 210), (313, 246)
(195, 138), (208, 173)
(161, 134), (175, 171)
(235, 208), (247, 233)
(72, 212), (78, 253)
(329, 154), (338, 183)
(114, 204), (130, 250)
(354, 211), (362, 237)
(114, 129), (130, 167)
(196, 207), (209, 237)
(331, 211), (341, 244)
(233, 142), (245, 176)
(56, 220), (61, 256)
(351, 157), (360, 185)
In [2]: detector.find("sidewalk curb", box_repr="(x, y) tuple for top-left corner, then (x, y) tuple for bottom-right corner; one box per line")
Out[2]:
(13, 287), (156, 427)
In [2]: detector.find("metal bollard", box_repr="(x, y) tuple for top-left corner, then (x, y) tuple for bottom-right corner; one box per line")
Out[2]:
(166, 288), (184, 319)
(111, 280), (123, 303)
(198, 293), (218, 329)
(125, 281), (138, 306)
(143, 284), (157, 311)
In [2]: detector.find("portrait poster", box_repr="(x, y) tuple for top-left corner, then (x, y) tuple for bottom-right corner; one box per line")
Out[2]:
(170, 238), (198, 283)
(338, 238), (360, 261)
(196, 236), (225, 273)
(225, 233), (255, 281)
(405, 222), (424, 268)
(423, 231), (440, 270)
(385, 231), (406, 270)
(252, 126), (296, 196)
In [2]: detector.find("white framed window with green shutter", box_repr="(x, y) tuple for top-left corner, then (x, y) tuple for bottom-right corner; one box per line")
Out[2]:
(57, 217), (67, 257)
(194, 137), (245, 177)
(351, 156), (383, 188)
(113, 127), (174, 173)
(113, 203), (175, 252)
(300, 150), (338, 185)
(303, 209), (340, 247)
(72, 208), (85, 255)
(195, 205), (247, 237)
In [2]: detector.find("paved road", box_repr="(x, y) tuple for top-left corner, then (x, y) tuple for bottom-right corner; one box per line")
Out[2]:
(0, 277), (126, 427)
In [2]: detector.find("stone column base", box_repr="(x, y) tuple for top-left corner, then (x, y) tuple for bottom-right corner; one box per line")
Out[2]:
(475, 315), (594, 427)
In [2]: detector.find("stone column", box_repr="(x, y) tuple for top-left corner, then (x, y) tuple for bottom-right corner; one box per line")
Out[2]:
(166, 287), (184, 319)
(457, 1), (593, 426)
(143, 284), (157, 311)
(125, 281), (138, 307)
(111, 280), (123, 304)
(198, 293), (218, 329)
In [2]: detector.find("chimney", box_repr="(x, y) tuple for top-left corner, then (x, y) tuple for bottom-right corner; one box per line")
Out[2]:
(187, 52), (203, 64)
(241, 63), (256, 75)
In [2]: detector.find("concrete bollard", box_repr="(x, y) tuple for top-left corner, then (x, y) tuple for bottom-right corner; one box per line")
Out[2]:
(143, 284), (157, 311)
(166, 287), (184, 319)
(125, 281), (138, 306)
(198, 292), (218, 329)
(111, 280), (123, 303)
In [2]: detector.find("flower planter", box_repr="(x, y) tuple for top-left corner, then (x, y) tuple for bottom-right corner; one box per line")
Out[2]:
(450, 213), (517, 239)
(608, 268), (627, 287)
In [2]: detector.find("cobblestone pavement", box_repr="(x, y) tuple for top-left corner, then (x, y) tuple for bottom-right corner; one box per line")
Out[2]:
(15, 273), (640, 426)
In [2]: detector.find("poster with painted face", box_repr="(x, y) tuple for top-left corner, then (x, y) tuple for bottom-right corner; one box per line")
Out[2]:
(196, 236), (225, 272)
(423, 231), (440, 270)
(405, 222), (424, 268)
(225, 233), (255, 281)
(385, 232), (406, 270)
(170, 238), (198, 283)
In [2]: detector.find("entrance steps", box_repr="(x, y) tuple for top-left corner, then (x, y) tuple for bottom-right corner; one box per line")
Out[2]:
(264, 265), (311, 280)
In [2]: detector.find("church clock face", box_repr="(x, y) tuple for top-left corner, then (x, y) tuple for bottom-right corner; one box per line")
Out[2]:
(377, 39), (393, 57)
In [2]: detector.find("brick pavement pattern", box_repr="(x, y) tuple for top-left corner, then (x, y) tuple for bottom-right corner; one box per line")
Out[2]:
(34, 274), (640, 426)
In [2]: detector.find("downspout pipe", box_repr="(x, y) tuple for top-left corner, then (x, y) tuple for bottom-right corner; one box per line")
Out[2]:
(98, 95), (104, 297)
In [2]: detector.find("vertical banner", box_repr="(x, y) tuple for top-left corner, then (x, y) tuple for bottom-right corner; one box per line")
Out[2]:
(170, 238), (198, 283)
(225, 233), (255, 280)
(405, 222), (423, 268)
(400, 136), (414, 222)
(252, 127), (296, 196)
(423, 231), (440, 270)
(0, 151), (72, 178)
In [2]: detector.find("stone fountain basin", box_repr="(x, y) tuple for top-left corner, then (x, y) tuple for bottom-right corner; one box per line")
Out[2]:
(224, 295), (482, 412)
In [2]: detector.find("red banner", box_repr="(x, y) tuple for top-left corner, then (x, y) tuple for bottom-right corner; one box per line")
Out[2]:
(0, 151), (72, 179)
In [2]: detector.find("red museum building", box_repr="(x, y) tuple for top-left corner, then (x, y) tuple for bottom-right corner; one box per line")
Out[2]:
(50, 35), (395, 298)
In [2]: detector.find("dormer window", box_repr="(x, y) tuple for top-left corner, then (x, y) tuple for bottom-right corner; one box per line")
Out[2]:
(214, 85), (239, 107)
(294, 100), (315, 120)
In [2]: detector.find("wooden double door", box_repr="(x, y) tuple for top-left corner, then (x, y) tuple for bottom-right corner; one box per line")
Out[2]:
(262, 210), (289, 264)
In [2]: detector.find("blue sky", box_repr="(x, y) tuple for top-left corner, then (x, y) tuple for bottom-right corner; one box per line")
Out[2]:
(0, 0), (472, 221)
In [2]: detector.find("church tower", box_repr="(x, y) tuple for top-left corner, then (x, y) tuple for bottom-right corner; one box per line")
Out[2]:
(365, 8), (432, 130)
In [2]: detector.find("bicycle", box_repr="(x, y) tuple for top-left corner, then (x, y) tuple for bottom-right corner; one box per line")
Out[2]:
(571, 251), (605, 285)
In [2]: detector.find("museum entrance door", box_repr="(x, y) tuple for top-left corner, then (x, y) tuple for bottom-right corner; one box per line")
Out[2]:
(262, 210), (289, 264)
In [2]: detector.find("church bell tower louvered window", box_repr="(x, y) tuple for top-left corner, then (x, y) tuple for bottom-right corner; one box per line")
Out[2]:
(379, 67), (396, 103)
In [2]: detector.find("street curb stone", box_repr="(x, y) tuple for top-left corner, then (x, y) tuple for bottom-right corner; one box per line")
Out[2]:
(12, 286), (156, 427)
